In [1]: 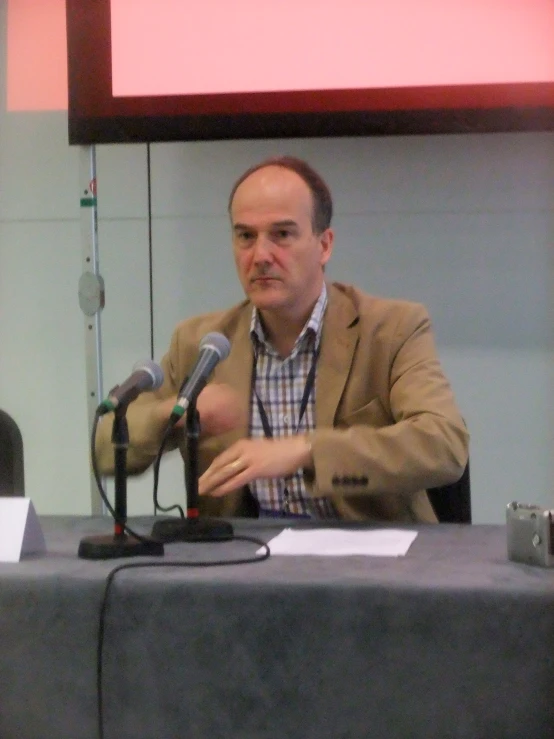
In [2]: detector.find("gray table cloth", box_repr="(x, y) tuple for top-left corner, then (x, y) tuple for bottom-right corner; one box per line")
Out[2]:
(0, 516), (553, 739)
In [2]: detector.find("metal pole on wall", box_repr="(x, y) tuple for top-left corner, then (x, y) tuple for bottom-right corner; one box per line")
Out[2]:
(78, 145), (105, 515)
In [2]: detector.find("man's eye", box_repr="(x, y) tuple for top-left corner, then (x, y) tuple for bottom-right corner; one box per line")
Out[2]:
(274, 230), (291, 239)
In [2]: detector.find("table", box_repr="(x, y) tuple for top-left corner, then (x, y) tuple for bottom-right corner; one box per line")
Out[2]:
(1, 517), (553, 739)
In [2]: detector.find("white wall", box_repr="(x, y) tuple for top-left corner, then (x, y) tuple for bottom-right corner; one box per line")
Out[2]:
(1, 1), (553, 522)
(0, 2), (90, 513)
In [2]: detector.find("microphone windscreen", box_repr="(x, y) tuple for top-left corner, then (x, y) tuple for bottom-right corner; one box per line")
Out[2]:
(132, 359), (164, 390)
(199, 332), (231, 361)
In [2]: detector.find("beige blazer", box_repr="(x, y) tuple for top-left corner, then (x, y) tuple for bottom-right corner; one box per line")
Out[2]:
(96, 282), (469, 523)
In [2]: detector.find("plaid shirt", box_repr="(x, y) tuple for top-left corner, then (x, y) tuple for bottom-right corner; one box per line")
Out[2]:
(249, 284), (337, 519)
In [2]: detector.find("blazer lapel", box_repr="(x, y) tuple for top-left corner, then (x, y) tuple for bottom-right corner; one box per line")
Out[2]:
(316, 284), (359, 428)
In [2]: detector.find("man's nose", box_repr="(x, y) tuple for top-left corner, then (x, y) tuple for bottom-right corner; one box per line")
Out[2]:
(252, 235), (273, 263)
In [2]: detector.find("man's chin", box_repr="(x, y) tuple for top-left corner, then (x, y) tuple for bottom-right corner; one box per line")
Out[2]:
(247, 287), (286, 310)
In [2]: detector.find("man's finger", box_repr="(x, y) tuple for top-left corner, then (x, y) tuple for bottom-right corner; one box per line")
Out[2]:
(199, 457), (248, 495)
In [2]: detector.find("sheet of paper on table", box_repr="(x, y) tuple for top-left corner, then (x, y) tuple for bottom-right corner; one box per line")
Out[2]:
(258, 528), (418, 557)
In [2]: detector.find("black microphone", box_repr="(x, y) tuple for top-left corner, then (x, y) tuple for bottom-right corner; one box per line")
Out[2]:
(170, 332), (231, 422)
(98, 359), (164, 415)
(79, 358), (166, 560)
(151, 331), (235, 544)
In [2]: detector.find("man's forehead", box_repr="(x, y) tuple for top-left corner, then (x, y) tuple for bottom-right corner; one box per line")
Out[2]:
(231, 166), (312, 209)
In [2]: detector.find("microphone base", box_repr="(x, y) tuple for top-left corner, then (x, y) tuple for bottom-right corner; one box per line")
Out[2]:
(78, 534), (164, 560)
(151, 517), (234, 543)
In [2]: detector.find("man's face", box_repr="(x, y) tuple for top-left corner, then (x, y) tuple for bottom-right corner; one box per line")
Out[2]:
(230, 166), (333, 319)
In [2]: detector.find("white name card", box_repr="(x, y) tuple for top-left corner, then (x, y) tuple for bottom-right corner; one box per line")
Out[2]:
(0, 498), (46, 563)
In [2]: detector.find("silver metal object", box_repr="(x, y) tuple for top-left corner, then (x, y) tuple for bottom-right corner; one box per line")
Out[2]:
(78, 272), (105, 317)
(506, 502), (554, 567)
(79, 146), (105, 515)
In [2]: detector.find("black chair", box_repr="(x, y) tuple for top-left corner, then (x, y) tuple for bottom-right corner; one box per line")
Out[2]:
(0, 410), (25, 496)
(427, 459), (471, 523)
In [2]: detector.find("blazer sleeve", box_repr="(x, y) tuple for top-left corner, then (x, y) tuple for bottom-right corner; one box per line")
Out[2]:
(306, 304), (469, 498)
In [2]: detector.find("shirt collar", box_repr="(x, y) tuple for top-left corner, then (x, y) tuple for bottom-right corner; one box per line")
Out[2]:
(250, 282), (328, 355)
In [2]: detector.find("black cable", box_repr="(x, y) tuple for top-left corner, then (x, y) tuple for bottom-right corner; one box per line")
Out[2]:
(152, 422), (185, 519)
(96, 535), (271, 739)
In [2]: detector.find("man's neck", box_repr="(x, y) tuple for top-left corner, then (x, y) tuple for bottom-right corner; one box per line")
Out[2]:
(259, 303), (316, 358)
(263, 321), (303, 358)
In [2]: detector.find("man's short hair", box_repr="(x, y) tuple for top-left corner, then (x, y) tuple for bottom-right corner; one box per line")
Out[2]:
(228, 156), (333, 234)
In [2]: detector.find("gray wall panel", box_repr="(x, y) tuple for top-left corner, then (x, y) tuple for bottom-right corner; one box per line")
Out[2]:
(330, 211), (553, 349)
(0, 221), (90, 514)
(96, 144), (148, 219)
(0, 112), (79, 222)
(151, 216), (243, 353)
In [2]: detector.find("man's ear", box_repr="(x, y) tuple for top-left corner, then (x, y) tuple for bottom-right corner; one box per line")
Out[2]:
(319, 228), (334, 266)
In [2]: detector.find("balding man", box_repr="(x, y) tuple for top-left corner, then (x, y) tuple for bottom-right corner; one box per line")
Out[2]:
(96, 156), (468, 523)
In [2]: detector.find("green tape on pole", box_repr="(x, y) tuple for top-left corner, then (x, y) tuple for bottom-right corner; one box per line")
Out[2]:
(80, 197), (97, 207)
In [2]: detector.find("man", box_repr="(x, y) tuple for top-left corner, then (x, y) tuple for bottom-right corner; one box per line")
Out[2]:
(96, 156), (469, 522)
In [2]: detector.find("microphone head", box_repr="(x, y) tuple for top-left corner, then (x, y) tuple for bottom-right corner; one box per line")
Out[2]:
(132, 359), (165, 390)
(199, 332), (231, 361)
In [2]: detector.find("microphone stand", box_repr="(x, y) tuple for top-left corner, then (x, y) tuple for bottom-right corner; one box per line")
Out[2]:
(79, 406), (164, 559)
(151, 400), (234, 543)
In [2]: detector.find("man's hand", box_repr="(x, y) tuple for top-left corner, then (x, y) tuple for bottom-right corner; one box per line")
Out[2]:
(198, 436), (313, 497)
(154, 383), (245, 437)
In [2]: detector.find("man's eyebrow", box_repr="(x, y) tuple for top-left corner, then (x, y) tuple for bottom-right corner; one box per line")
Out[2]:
(233, 219), (298, 232)
(271, 220), (298, 228)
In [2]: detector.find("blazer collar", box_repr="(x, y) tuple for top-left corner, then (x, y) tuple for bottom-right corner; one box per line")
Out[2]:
(316, 283), (360, 427)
